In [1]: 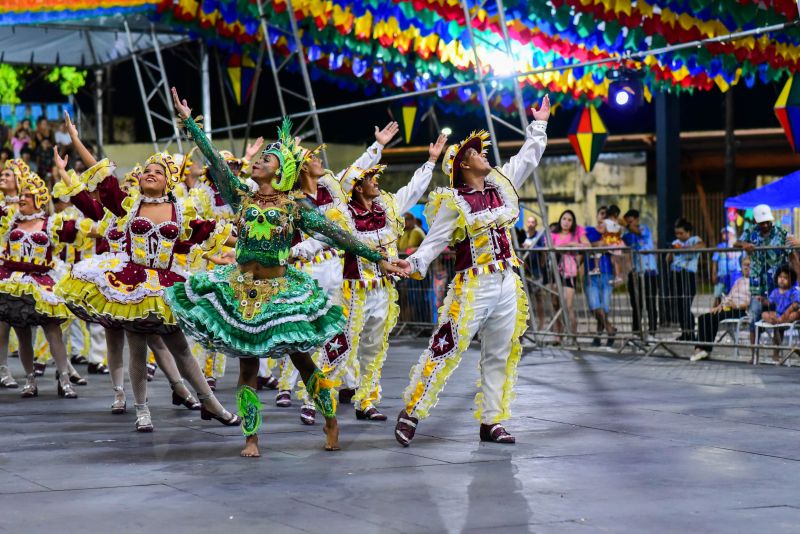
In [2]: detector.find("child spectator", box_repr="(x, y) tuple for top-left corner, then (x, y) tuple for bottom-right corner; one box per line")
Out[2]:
(711, 226), (743, 307)
(761, 265), (800, 325)
(669, 218), (703, 340)
(596, 204), (627, 285)
(10, 126), (31, 159)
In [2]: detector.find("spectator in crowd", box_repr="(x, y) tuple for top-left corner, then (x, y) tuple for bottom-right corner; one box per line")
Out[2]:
(711, 226), (743, 307)
(760, 264), (800, 325)
(19, 147), (33, 169)
(398, 212), (426, 256)
(734, 203), (800, 347)
(623, 209), (658, 341)
(691, 256), (751, 362)
(54, 120), (72, 154)
(585, 207), (617, 347)
(519, 216), (548, 330)
(0, 148), (10, 168)
(398, 212), (430, 323)
(669, 218), (704, 340)
(596, 204), (627, 285)
(10, 123), (31, 158)
(551, 210), (590, 344)
(0, 120), (9, 149)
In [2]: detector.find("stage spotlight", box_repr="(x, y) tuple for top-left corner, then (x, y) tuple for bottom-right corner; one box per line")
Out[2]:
(441, 127), (453, 136)
(607, 68), (644, 111)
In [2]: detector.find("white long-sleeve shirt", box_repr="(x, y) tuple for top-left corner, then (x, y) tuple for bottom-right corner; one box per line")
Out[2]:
(294, 161), (434, 264)
(407, 120), (548, 278)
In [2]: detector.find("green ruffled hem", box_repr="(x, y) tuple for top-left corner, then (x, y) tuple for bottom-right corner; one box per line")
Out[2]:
(164, 282), (345, 359)
(190, 264), (331, 326)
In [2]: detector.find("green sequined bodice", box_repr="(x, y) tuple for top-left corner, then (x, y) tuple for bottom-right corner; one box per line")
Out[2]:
(237, 202), (295, 266)
(183, 117), (385, 268)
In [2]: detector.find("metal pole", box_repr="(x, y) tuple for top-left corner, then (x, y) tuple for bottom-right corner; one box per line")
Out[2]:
(213, 47), (237, 153)
(125, 21), (158, 153)
(724, 90), (735, 199)
(243, 39), (266, 157)
(495, 0), (543, 341)
(656, 91), (681, 248)
(257, 0), (287, 117)
(284, 0), (327, 167)
(495, 0), (529, 131)
(201, 42), (212, 139)
(94, 68), (104, 158)
(150, 23), (182, 153)
(460, 0), (501, 165)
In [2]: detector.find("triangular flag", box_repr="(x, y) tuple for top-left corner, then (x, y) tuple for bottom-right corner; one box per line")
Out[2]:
(401, 105), (417, 144)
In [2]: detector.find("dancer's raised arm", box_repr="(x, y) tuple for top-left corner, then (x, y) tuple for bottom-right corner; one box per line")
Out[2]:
(65, 111), (97, 168)
(172, 87), (250, 211)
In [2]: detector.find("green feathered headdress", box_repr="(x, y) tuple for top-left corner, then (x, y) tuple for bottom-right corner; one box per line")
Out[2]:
(263, 117), (304, 192)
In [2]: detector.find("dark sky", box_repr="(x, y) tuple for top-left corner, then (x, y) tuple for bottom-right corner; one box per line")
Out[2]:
(20, 41), (786, 146)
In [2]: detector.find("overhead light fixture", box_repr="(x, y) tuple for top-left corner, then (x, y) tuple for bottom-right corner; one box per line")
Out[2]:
(607, 68), (644, 111)
(441, 127), (453, 136)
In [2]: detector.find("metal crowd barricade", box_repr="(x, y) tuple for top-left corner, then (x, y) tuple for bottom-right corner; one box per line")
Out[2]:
(392, 244), (800, 366)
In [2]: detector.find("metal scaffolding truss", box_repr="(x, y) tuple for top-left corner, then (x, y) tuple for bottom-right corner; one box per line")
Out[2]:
(124, 21), (184, 154)
(249, 0), (327, 164)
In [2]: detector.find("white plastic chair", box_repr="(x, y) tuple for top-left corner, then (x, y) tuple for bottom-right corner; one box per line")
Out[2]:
(716, 315), (750, 359)
(753, 321), (800, 365)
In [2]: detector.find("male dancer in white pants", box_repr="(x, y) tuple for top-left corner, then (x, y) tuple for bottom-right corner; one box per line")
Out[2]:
(395, 95), (550, 446)
(279, 121), (400, 424)
(299, 133), (447, 421)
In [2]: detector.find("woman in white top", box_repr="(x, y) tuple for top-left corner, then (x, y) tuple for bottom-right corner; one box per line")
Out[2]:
(691, 257), (751, 362)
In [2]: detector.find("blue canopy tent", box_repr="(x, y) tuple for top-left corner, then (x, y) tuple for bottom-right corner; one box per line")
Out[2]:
(725, 170), (800, 210)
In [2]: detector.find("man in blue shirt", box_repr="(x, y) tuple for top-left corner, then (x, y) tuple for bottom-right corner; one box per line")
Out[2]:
(733, 203), (799, 346)
(623, 209), (658, 341)
(585, 207), (616, 347)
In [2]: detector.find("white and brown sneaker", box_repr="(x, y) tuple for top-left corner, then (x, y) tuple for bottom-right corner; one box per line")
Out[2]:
(479, 423), (515, 444)
(300, 404), (316, 425)
(275, 390), (292, 408)
(394, 410), (418, 447)
(356, 406), (387, 421)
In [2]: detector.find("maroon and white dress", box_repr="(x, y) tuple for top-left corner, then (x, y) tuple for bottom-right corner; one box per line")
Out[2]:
(52, 158), (231, 334)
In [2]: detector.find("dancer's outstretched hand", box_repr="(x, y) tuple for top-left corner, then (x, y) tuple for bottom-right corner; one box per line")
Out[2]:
(374, 121), (400, 145)
(53, 147), (69, 170)
(379, 259), (408, 278)
(532, 94), (550, 122)
(53, 147), (73, 186)
(64, 111), (78, 139)
(171, 87), (192, 120)
(428, 133), (449, 163)
(245, 137), (265, 161)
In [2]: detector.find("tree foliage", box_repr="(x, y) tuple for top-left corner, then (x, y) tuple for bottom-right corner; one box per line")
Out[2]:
(0, 65), (87, 103)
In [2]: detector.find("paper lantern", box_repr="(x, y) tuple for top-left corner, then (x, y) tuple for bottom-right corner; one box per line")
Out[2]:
(774, 76), (800, 153)
(567, 106), (607, 172)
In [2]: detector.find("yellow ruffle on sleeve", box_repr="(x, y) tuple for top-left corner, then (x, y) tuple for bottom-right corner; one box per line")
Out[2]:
(425, 188), (467, 246)
(52, 171), (87, 199)
(81, 159), (116, 192)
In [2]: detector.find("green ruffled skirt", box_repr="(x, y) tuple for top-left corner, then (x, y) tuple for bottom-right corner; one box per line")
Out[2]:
(164, 264), (345, 359)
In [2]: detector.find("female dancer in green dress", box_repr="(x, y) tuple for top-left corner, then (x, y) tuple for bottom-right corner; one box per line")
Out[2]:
(168, 88), (407, 456)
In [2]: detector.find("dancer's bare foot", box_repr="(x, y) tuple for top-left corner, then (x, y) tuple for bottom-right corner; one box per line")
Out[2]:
(240, 435), (260, 458)
(323, 417), (340, 451)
